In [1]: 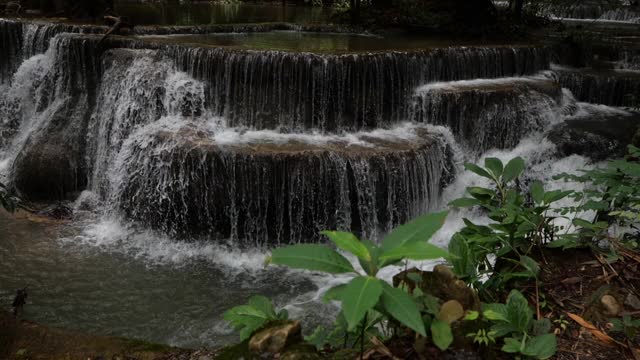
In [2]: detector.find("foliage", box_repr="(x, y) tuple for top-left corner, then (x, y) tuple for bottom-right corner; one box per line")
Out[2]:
(557, 145), (640, 249)
(448, 157), (573, 293)
(223, 295), (289, 341)
(268, 211), (450, 349)
(482, 290), (557, 359)
(609, 314), (640, 340)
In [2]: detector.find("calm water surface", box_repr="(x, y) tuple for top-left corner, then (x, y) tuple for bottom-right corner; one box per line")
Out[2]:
(0, 210), (320, 348)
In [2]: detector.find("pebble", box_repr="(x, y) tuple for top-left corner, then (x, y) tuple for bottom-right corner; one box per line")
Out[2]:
(601, 295), (621, 316)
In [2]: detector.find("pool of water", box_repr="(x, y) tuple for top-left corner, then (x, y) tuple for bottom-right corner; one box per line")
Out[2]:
(115, 2), (333, 26)
(0, 210), (326, 348)
(141, 31), (527, 53)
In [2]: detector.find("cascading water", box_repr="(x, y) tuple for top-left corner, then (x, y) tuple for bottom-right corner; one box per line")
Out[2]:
(0, 17), (637, 349)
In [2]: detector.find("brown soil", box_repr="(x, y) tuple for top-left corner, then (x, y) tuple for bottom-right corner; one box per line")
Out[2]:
(525, 247), (640, 360)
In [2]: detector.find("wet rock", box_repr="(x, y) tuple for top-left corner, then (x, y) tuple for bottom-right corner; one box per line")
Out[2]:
(394, 265), (480, 311)
(74, 191), (102, 212)
(249, 321), (302, 355)
(601, 295), (622, 316)
(280, 343), (322, 360)
(35, 203), (73, 220)
(12, 143), (83, 201)
(547, 112), (640, 160)
(624, 293), (640, 310)
(439, 300), (465, 324)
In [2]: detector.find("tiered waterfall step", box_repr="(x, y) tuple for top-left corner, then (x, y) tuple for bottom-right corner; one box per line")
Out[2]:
(113, 121), (454, 244)
(411, 74), (563, 153)
(554, 65), (640, 106)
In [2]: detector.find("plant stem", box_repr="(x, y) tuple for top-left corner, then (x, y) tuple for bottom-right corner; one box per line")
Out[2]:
(360, 312), (368, 360)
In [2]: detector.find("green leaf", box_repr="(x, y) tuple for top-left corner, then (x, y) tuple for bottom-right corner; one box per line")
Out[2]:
(431, 319), (453, 351)
(520, 255), (540, 277)
(523, 334), (557, 359)
(531, 181), (544, 204)
(341, 276), (383, 331)
(482, 303), (508, 321)
(270, 244), (355, 274)
(321, 231), (371, 262)
(380, 282), (426, 336)
(543, 190), (572, 204)
(485, 157), (504, 178)
(379, 242), (448, 266)
(501, 337), (523, 353)
(449, 197), (483, 208)
(464, 162), (493, 180)
(503, 157), (525, 183)
(506, 290), (533, 333)
(248, 296), (276, 319)
(380, 211), (448, 254)
(322, 284), (347, 303)
(447, 234), (476, 279)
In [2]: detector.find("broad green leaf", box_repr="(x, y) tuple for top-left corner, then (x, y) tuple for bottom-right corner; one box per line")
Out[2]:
(430, 319), (453, 351)
(321, 231), (371, 261)
(447, 235), (476, 279)
(322, 284), (347, 303)
(238, 317), (268, 341)
(506, 290), (533, 333)
(501, 337), (523, 353)
(532, 318), (552, 336)
(270, 244), (354, 274)
(523, 334), (557, 359)
(485, 157), (504, 178)
(341, 276), (383, 331)
(530, 181), (544, 204)
(482, 303), (508, 321)
(464, 311), (480, 321)
(449, 197), (483, 208)
(380, 211), (448, 254)
(503, 157), (525, 183)
(379, 242), (448, 266)
(380, 282), (426, 336)
(248, 296), (276, 319)
(464, 162), (493, 180)
(520, 255), (540, 277)
(543, 190), (572, 204)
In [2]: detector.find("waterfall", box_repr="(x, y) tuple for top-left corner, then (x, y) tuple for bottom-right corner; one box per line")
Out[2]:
(555, 65), (640, 106)
(411, 73), (563, 153)
(1, 18), (619, 245)
(165, 45), (550, 132)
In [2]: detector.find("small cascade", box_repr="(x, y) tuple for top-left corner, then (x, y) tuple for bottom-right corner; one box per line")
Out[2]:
(411, 74), (563, 153)
(167, 45), (550, 132)
(0, 20), (23, 83)
(599, 8), (640, 23)
(0, 34), (101, 199)
(111, 120), (454, 244)
(555, 65), (640, 106)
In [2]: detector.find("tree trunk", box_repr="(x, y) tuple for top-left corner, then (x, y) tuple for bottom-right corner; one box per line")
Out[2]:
(513, 0), (524, 19)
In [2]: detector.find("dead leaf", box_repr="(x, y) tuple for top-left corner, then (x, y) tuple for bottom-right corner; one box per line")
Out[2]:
(566, 312), (617, 347)
(562, 277), (582, 285)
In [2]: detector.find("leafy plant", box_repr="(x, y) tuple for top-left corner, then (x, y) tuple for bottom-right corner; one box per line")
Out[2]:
(558, 145), (640, 250)
(267, 211), (450, 348)
(223, 295), (289, 341)
(448, 157), (575, 293)
(609, 314), (640, 340)
(482, 290), (557, 359)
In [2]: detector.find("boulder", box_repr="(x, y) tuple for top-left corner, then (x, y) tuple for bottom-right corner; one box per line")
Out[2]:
(12, 143), (83, 201)
(249, 321), (302, 355)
